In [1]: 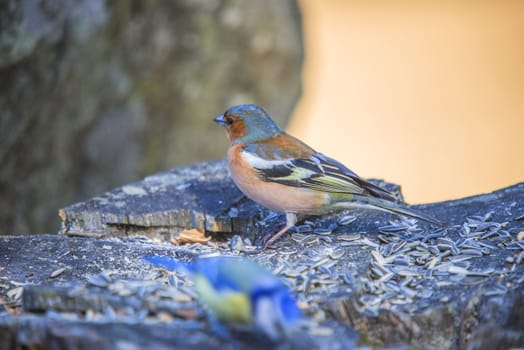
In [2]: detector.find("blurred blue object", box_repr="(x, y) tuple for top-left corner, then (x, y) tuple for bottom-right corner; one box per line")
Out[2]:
(144, 255), (302, 339)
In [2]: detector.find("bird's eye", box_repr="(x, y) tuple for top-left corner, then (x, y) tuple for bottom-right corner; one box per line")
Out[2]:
(225, 117), (234, 125)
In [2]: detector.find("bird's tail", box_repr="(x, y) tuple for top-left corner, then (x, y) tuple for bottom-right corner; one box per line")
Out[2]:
(144, 255), (188, 272)
(334, 194), (445, 226)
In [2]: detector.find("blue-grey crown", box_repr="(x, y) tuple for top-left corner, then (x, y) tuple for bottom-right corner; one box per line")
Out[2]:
(225, 104), (282, 143)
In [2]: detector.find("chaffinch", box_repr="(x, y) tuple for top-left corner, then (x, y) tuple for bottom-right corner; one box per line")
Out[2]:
(144, 255), (302, 340)
(214, 104), (443, 249)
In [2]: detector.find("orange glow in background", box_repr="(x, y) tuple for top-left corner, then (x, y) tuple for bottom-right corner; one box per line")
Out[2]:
(289, 0), (524, 204)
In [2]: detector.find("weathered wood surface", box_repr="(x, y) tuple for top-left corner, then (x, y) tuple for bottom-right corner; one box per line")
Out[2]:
(58, 159), (402, 243)
(0, 235), (360, 350)
(58, 160), (259, 238)
(1, 161), (524, 349)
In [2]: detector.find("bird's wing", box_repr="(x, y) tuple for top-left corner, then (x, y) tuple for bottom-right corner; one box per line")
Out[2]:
(253, 151), (369, 195)
(243, 135), (396, 201)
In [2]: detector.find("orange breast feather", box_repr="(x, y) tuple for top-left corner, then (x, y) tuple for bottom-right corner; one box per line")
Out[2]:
(227, 144), (328, 214)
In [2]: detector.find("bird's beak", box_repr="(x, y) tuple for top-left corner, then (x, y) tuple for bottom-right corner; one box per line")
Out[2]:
(213, 114), (227, 127)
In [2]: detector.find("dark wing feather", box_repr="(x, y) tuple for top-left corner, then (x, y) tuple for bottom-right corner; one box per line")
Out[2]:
(248, 144), (396, 201)
(314, 153), (397, 201)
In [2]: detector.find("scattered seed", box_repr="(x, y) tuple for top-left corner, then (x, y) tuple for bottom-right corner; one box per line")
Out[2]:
(336, 233), (361, 241)
(418, 289), (433, 298)
(311, 257), (331, 269)
(300, 235), (319, 246)
(7, 287), (23, 300)
(371, 250), (386, 265)
(328, 249), (345, 260)
(360, 237), (379, 248)
(313, 228), (333, 236)
(296, 224), (313, 233)
(337, 214), (357, 226)
(379, 272), (395, 283)
(379, 224), (410, 233)
(458, 249), (483, 257)
(448, 265), (495, 276)
(87, 272), (112, 288)
(400, 286), (417, 299)
(484, 284), (507, 296)
(50, 267), (68, 278)
(392, 268), (420, 277)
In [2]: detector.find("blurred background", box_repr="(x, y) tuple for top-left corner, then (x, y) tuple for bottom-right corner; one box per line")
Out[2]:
(290, 0), (524, 204)
(1, 0), (522, 235)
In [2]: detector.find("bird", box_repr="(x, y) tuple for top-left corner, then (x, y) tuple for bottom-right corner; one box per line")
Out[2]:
(144, 255), (302, 340)
(213, 103), (443, 250)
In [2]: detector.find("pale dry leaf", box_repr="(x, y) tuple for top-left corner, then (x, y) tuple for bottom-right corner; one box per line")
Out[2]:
(171, 228), (211, 245)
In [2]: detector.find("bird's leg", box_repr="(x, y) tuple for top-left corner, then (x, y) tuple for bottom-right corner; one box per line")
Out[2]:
(243, 213), (297, 254)
(260, 212), (297, 250)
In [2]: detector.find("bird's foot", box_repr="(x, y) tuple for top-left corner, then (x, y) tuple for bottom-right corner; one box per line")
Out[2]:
(241, 224), (291, 254)
(242, 212), (298, 253)
(261, 223), (295, 251)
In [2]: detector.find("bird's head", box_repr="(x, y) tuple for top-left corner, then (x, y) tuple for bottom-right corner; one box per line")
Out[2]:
(214, 104), (282, 145)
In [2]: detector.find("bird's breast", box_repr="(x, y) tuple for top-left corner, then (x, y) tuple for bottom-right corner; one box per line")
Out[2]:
(227, 145), (329, 214)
